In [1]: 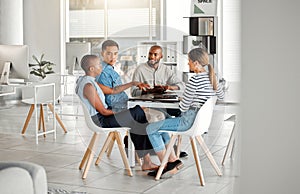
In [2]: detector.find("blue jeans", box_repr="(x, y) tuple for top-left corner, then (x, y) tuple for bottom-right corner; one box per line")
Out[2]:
(146, 108), (199, 152)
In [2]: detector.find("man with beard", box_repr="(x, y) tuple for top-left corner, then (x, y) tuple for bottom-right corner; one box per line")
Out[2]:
(131, 45), (184, 97)
(131, 45), (188, 158)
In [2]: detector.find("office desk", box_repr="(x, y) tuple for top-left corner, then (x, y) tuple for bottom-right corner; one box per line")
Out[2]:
(0, 86), (16, 97)
(128, 93), (180, 109)
(0, 82), (32, 97)
(129, 81), (240, 108)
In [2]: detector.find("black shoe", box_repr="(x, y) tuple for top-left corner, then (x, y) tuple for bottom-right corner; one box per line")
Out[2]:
(161, 160), (183, 179)
(147, 168), (173, 178)
(166, 159), (183, 170)
(147, 170), (157, 177)
(147, 160), (183, 178)
(179, 151), (188, 159)
(173, 144), (188, 159)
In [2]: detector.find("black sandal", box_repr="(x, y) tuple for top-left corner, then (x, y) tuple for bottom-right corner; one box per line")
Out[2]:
(147, 160), (183, 178)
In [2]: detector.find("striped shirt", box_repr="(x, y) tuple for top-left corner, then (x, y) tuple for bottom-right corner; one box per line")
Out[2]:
(179, 72), (224, 112)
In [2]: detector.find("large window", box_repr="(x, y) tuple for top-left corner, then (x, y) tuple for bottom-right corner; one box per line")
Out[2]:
(67, 0), (160, 40)
(66, 0), (162, 90)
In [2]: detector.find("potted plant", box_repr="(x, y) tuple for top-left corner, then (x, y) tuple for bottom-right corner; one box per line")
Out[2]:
(29, 54), (55, 80)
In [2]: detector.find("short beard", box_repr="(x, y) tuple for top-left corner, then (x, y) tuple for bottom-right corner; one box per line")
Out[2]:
(147, 60), (159, 68)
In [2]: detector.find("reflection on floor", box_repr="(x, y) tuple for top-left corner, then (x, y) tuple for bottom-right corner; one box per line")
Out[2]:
(0, 100), (239, 194)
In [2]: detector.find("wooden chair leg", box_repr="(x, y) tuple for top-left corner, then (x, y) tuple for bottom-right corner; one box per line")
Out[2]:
(105, 138), (113, 153)
(176, 135), (182, 158)
(114, 131), (133, 177)
(222, 124), (236, 165)
(48, 103), (68, 133)
(79, 132), (98, 170)
(191, 137), (205, 186)
(21, 104), (35, 134)
(95, 132), (114, 165)
(82, 133), (99, 179)
(196, 135), (222, 176)
(135, 152), (142, 166)
(155, 135), (178, 181)
(106, 135), (115, 157)
(222, 115), (237, 165)
(105, 137), (113, 153)
(40, 104), (46, 137)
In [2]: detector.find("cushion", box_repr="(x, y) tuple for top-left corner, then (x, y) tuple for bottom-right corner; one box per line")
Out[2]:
(0, 167), (34, 194)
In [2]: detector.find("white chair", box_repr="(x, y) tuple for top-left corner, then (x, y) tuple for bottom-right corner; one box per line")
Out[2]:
(21, 83), (66, 144)
(78, 101), (133, 179)
(21, 82), (67, 144)
(221, 114), (236, 165)
(155, 96), (222, 186)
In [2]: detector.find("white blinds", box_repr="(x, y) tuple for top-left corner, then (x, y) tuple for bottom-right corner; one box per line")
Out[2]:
(69, 9), (104, 38)
(108, 8), (156, 37)
(69, 8), (156, 38)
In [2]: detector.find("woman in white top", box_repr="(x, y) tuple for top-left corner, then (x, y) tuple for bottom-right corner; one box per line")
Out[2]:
(146, 48), (224, 178)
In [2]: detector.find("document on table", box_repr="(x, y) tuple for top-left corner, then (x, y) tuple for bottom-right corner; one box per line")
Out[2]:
(152, 94), (179, 101)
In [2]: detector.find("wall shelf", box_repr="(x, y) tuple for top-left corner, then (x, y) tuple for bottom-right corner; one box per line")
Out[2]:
(183, 15), (218, 76)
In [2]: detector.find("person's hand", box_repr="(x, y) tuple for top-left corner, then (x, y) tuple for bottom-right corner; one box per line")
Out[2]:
(136, 82), (151, 91)
(145, 85), (166, 94)
(155, 85), (170, 91)
(162, 85), (170, 90)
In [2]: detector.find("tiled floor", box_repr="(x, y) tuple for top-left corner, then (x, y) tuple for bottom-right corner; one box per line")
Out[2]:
(0, 99), (239, 194)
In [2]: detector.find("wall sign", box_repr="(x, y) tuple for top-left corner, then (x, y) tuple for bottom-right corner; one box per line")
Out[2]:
(191, 0), (217, 16)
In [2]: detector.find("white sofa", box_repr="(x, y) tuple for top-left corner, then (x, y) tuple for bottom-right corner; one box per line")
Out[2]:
(0, 161), (47, 194)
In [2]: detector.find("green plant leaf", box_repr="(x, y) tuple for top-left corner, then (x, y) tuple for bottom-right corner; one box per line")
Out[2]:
(40, 53), (45, 62)
(29, 64), (39, 67)
(30, 71), (42, 77)
(32, 55), (40, 64)
(29, 54), (55, 79)
(45, 71), (55, 74)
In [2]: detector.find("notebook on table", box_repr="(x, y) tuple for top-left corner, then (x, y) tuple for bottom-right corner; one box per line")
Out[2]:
(129, 94), (179, 102)
(151, 94), (179, 102)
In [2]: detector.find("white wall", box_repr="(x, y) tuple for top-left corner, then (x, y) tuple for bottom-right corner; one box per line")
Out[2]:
(238, 0), (300, 193)
(222, 0), (241, 82)
(23, 0), (61, 74)
(165, 0), (189, 41)
(0, 0), (23, 44)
